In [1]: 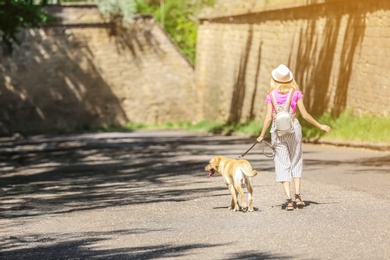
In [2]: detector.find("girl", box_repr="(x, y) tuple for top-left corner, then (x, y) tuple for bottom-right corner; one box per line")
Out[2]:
(256, 64), (331, 211)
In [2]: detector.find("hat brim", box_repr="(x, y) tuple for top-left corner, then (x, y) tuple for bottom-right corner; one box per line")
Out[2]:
(271, 69), (293, 83)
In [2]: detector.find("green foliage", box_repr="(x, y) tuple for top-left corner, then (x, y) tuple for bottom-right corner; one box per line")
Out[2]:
(94, 0), (136, 26)
(0, 0), (54, 53)
(302, 111), (390, 143)
(234, 121), (263, 136)
(126, 122), (148, 129)
(187, 120), (226, 133)
(135, 0), (215, 64)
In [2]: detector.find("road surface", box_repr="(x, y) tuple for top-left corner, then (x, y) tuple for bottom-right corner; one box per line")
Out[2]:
(0, 130), (389, 259)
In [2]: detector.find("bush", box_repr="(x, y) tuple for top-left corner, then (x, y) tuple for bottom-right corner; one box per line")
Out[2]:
(135, 0), (215, 64)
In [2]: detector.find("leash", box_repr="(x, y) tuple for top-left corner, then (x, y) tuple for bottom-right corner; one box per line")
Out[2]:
(238, 140), (275, 159)
(238, 141), (258, 158)
(260, 140), (275, 158)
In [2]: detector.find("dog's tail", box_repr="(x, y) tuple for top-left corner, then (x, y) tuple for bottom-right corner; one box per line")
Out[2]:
(240, 164), (258, 177)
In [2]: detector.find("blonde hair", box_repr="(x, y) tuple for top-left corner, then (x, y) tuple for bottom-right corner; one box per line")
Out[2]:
(268, 77), (300, 94)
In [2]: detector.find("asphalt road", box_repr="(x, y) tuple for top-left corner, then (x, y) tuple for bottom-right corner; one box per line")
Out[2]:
(0, 130), (389, 259)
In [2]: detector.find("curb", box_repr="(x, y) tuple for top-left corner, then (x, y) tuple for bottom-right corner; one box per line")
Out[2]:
(303, 138), (390, 152)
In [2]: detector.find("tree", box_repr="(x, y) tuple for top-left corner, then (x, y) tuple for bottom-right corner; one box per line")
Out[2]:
(0, 0), (52, 53)
(94, 0), (136, 26)
(135, 0), (215, 64)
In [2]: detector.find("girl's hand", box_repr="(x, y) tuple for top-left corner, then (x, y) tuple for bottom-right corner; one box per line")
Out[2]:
(257, 136), (264, 143)
(320, 125), (332, 133)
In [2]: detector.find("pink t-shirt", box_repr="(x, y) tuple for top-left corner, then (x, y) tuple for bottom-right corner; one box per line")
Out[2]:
(266, 89), (303, 113)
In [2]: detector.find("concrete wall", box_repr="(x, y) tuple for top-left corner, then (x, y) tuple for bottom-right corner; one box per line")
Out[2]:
(0, 4), (198, 134)
(196, 0), (390, 122)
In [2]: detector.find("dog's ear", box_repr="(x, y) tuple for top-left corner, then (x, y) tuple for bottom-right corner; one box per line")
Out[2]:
(213, 156), (222, 166)
(209, 156), (216, 164)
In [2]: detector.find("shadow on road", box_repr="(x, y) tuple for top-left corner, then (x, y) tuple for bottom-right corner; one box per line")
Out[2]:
(1, 229), (223, 259)
(0, 132), (252, 219)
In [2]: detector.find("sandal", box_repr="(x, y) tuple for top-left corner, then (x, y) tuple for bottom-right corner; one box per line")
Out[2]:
(295, 194), (305, 208)
(285, 198), (294, 211)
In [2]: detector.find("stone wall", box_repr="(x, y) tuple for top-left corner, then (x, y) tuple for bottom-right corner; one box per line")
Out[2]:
(196, 0), (390, 122)
(0, 4), (198, 134)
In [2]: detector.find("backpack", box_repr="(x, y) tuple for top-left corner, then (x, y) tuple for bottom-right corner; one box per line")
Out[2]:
(271, 89), (295, 136)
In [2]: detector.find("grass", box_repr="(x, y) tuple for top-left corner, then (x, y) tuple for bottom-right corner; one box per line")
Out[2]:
(98, 111), (390, 144)
(300, 111), (390, 143)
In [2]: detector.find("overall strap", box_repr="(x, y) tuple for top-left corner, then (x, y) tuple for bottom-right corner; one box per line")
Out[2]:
(270, 90), (278, 111)
(271, 89), (295, 112)
(285, 89), (295, 112)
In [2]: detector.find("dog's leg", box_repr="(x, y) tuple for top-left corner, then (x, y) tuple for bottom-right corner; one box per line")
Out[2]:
(227, 184), (239, 211)
(229, 198), (235, 211)
(234, 184), (247, 212)
(241, 178), (247, 188)
(247, 178), (254, 212)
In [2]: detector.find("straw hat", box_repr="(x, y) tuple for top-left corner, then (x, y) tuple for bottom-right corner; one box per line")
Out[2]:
(271, 64), (293, 83)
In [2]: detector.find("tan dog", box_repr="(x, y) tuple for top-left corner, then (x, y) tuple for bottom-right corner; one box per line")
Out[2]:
(205, 156), (258, 212)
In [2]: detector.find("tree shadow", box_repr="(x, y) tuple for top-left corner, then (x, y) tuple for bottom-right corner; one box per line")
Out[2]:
(0, 229), (291, 260)
(109, 15), (167, 69)
(354, 155), (390, 166)
(0, 229), (222, 259)
(303, 154), (390, 168)
(200, 1), (390, 123)
(227, 251), (294, 260)
(0, 22), (128, 135)
(249, 41), (263, 121)
(294, 4), (341, 116)
(293, 1), (367, 117)
(228, 25), (253, 123)
(332, 6), (367, 116)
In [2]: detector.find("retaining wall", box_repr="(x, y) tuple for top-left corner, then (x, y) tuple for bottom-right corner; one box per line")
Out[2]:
(196, 0), (390, 121)
(0, 4), (198, 134)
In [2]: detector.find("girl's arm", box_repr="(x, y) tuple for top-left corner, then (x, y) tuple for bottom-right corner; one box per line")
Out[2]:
(297, 99), (332, 133)
(257, 103), (273, 142)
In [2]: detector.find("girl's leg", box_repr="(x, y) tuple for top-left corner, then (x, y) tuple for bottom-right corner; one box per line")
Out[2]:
(282, 181), (291, 199)
(291, 120), (305, 207)
(272, 132), (292, 183)
(293, 177), (305, 207)
(282, 181), (294, 211)
(272, 127), (294, 211)
(290, 120), (303, 179)
(293, 177), (301, 195)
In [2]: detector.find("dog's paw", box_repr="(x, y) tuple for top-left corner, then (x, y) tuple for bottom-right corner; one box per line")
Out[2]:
(243, 206), (255, 212)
